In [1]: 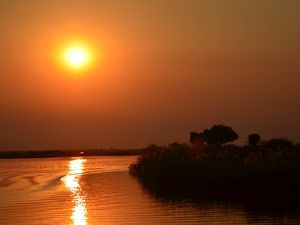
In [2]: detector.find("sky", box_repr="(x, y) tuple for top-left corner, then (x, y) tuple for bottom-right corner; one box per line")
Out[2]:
(0, 0), (299, 150)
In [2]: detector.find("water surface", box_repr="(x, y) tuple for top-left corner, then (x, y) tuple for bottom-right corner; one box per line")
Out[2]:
(0, 156), (299, 225)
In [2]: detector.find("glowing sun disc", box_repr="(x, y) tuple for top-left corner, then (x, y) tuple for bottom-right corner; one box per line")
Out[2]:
(69, 50), (85, 65)
(56, 38), (99, 75)
(62, 45), (92, 71)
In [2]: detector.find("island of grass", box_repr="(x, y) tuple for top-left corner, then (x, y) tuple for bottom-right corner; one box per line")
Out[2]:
(129, 125), (300, 200)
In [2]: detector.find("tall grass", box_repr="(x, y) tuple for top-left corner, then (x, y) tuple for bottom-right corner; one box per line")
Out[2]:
(129, 143), (300, 197)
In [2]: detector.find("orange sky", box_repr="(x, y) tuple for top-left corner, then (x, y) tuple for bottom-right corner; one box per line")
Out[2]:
(0, 0), (299, 150)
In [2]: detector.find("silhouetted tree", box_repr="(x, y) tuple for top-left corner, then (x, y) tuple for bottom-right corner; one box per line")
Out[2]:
(190, 124), (239, 147)
(247, 133), (261, 146)
(208, 125), (239, 146)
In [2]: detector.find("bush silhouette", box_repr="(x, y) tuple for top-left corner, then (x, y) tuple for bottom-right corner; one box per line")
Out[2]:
(265, 138), (294, 151)
(247, 133), (261, 146)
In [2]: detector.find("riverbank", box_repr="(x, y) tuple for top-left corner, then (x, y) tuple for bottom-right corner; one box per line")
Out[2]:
(0, 148), (141, 159)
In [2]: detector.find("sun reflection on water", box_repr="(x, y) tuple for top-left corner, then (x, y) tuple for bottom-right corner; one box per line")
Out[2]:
(62, 158), (87, 225)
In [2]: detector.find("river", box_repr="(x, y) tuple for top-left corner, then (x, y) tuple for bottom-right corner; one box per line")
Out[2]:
(0, 156), (299, 225)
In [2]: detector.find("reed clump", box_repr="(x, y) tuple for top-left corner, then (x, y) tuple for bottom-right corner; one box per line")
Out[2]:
(129, 142), (300, 197)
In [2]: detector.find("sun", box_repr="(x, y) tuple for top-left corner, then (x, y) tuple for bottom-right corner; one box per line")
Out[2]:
(58, 41), (97, 74)
(68, 49), (85, 66)
(55, 38), (100, 75)
(63, 45), (90, 70)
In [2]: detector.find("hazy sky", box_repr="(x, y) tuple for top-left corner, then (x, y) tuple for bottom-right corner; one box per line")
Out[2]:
(0, 0), (299, 150)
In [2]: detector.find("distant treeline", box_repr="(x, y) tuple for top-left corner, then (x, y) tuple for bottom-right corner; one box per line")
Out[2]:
(130, 124), (300, 199)
(0, 148), (142, 159)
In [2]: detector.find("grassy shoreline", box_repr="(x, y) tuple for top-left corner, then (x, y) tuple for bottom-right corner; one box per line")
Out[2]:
(129, 143), (300, 198)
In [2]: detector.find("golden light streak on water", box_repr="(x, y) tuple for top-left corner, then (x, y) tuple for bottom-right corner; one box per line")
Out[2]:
(62, 158), (87, 225)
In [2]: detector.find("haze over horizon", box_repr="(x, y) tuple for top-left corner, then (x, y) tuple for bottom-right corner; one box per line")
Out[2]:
(0, 0), (299, 150)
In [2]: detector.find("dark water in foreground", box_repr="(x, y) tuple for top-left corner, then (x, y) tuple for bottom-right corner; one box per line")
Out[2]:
(0, 156), (299, 225)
